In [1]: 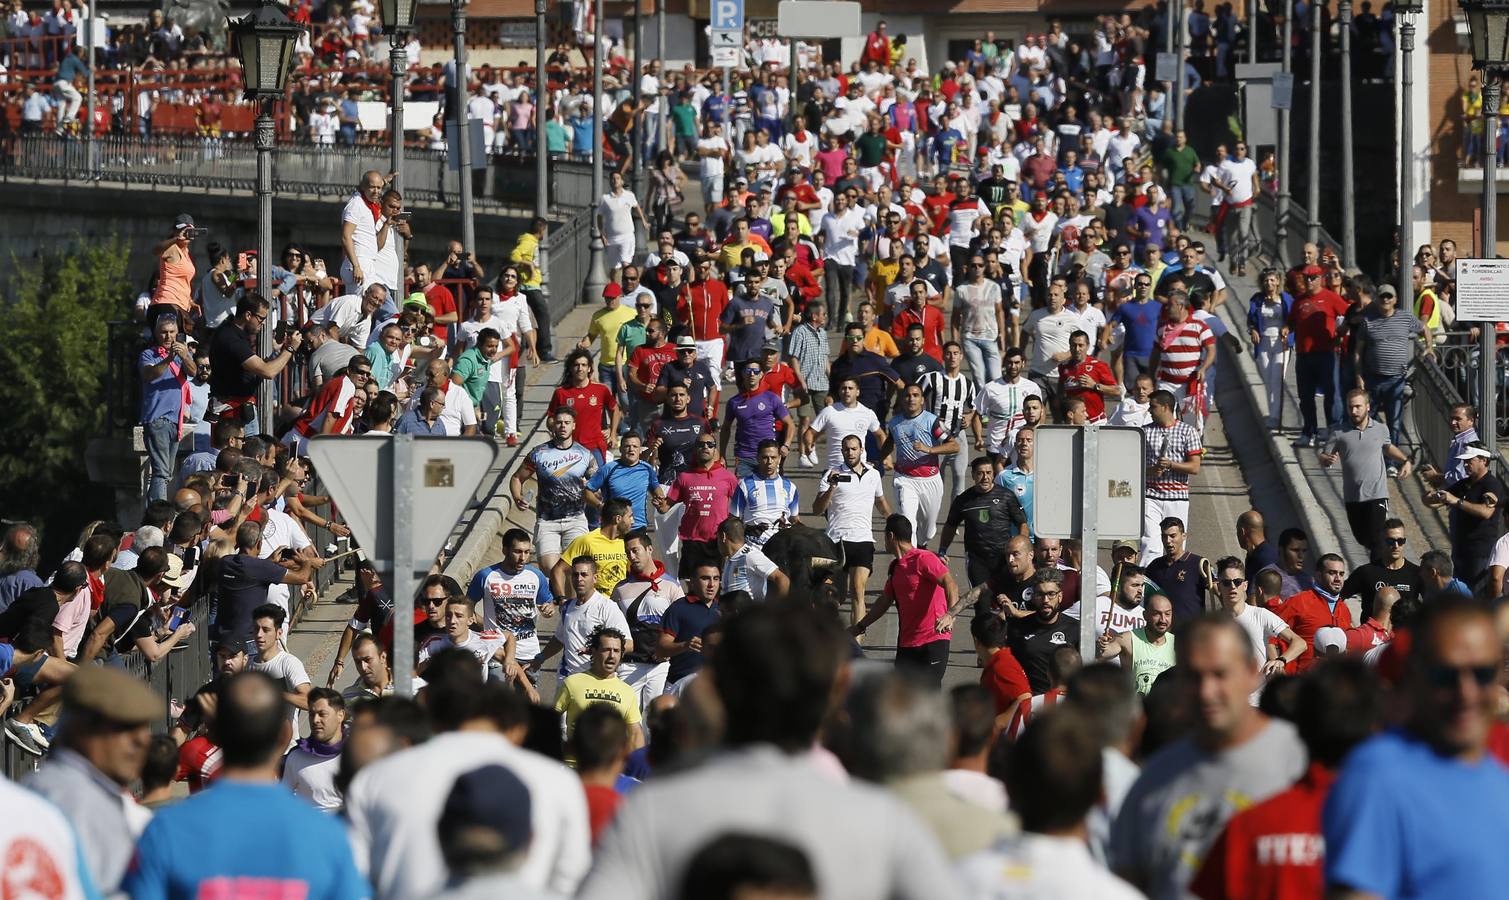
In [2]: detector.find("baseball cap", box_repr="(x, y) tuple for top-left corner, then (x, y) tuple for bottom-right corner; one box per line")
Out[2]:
(1302, 264), (1326, 277)
(438, 764), (533, 856)
(174, 214), (196, 231)
(675, 335), (697, 349)
(603, 283), (624, 299)
(1314, 626), (1348, 655)
(1458, 441), (1493, 461)
(64, 665), (163, 726)
(1377, 284), (1398, 299)
(1112, 539), (1140, 554)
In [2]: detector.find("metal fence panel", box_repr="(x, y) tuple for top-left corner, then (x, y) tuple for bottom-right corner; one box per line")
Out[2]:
(543, 209), (594, 323)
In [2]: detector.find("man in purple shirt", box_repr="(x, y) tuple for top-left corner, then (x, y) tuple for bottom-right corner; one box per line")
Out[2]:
(1125, 189), (1175, 255)
(719, 360), (792, 478)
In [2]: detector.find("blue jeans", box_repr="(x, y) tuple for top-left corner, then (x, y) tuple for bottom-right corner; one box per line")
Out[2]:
(1170, 184), (1196, 230)
(963, 337), (1003, 390)
(1121, 354), (1152, 388)
(599, 365), (629, 433)
(144, 416), (180, 503)
(1366, 372), (1408, 447)
(1295, 351), (1340, 436)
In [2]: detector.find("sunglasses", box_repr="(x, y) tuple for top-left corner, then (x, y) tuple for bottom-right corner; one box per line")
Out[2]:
(695, 441), (717, 448)
(637, 303), (654, 309)
(1385, 537), (1407, 546)
(423, 596), (446, 607)
(1425, 663), (1498, 689)
(1218, 577), (1246, 587)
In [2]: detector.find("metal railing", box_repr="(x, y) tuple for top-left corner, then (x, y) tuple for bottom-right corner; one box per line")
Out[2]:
(542, 207), (595, 323)
(2, 135), (533, 209)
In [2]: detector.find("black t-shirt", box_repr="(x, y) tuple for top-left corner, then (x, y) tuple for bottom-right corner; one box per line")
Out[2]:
(1145, 552), (1210, 624)
(1448, 473), (1507, 560)
(0, 586), (59, 643)
(984, 569), (1035, 614)
(891, 351), (943, 387)
(216, 553), (291, 644)
(1342, 560), (1426, 621)
(1007, 614), (1081, 694)
(917, 261), (950, 297)
(104, 601), (156, 654)
(945, 486), (1027, 558)
(208, 320), (260, 400)
(648, 413), (708, 482)
(1244, 541), (1280, 583)
(656, 361), (719, 420)
(674, 228), (715, 260)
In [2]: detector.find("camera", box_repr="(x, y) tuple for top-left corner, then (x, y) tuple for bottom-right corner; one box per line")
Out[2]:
(184, 227), (209, 240)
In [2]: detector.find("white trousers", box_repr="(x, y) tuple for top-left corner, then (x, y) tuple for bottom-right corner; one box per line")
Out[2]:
(696, 338), (726, 377)
(895, 473), (944, 547)
(1158, 379), (1206, 435)
(1140, 497), (1190, 566)
(618, 659), (670, 716)
(1255, 344), (1289, 423)
(502, 362), (519, 436)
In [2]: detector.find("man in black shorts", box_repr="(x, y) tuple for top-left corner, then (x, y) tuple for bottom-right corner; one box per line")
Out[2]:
(813, 434), (891, 633)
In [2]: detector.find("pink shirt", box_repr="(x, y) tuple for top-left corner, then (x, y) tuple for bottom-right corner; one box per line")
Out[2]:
(667, 465), (738, 542)
(885, 548), (950, 648)
(815, 148), (848, 182)
(52, 587), (92, 657)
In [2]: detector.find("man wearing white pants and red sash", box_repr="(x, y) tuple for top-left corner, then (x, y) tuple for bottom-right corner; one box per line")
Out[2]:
(879, 383), (959, 549)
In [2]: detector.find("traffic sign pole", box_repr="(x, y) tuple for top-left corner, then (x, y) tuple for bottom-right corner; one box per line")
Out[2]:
(1080, 426), (1100, 669)
(393, 434), (416, 695)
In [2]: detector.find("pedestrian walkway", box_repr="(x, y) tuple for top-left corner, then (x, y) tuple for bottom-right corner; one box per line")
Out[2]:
(1213, 267), (1451, 571)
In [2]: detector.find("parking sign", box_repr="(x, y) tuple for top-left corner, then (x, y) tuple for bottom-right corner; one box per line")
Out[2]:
(711, 0), (743, 31)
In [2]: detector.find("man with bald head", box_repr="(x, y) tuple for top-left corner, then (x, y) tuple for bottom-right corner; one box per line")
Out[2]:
(1324, 597), (1509, 898)
(426, 358), (479, 435)
(968, 535), (1038, 619)
(1345, 585), (1397, 653)
(1235, 510), (1277, 583)
(1111, 614), (1307, 899)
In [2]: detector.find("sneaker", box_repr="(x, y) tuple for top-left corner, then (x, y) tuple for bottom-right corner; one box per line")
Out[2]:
(1293, 434), (1315, 448)
(506, 434), (519, 448)
(799, 451), (815, 469)
(5, 720), (49, 756)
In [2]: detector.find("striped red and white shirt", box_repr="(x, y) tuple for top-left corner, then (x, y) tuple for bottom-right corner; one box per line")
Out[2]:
(1006, 687), (1065, 740)
(1155, 317), (1215, 385)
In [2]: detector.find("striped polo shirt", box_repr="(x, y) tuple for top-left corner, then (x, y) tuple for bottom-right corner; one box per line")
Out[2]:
(1155, 318), (1215, 385)
(1359, 311), (1423, 378)
(1143, 420), (1205, 500)
(917, 370), (977, 436)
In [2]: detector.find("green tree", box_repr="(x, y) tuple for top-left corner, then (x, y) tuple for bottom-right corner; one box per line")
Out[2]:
(0, 239), (133, 561)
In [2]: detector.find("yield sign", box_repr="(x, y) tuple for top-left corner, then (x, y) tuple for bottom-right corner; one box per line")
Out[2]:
(307, 434), (498, 574)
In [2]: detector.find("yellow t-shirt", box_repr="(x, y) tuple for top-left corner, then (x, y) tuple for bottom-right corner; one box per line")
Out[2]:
(868, 259), (900, 299)
(561, 529), (628, 595)
(555, 671), (642, 736)
(864, 326), (900, 358)
(588, 305), (637, 367)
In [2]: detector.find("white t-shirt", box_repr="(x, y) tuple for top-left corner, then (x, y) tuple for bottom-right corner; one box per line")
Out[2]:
(491, 293), (535, 381)
(979, 378), (1043, 454)
(820, 208), (867, 267)
(555, 593), (633, 677)
(257, 506), (312, 617)
(310, 293), (376, 347)
(599, 191), (641, 243)
(0, 779), (97, 900)
(281, 747), (342, 812)
(1220, 156), (1258, 204)
(418, 629), (510, 675)
(340, 193), (384, 289)
(819, 463), (885, 543)
(1489, 530), (1509, 573)
(697, 136), (729, 178)
(438, 380), (479, 435)
(1022, 211), (1060, 254)
(250, 648), (311, 736)
(1022, 308), (1081, 376)
(810, 402), (881, 470)
(1105, 131), (1142, 171)
(782, 131), (818, 169)
(1200, 162), (1228, 209)
(1234, 603), (1289, 705)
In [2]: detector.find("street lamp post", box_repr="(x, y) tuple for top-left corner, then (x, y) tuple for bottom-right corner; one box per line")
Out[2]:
(230, 0), (302, 427)
(1174, 0), (1187, 132)
(583, 0), (609, 303)
(380, 0), (417, 268)
(1306, 0), (1321, 244)
(1460, 0), (1509, 457)
(1396, 0), (1421, 322)
(452, 0), (476, 256)
(1276, 0), (1292, 265)
(1339, 0), (1356, 268)
(535, 0), (548, 217)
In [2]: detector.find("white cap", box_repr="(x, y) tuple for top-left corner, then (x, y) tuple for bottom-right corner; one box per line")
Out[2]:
(1314, 627), (1348, 655)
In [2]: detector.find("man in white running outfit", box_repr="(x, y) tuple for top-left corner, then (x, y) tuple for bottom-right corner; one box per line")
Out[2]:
(880, 383), (959, 548)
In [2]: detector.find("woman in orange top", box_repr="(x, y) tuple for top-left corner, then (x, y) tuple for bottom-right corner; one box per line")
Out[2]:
(147, 214), (200, 332)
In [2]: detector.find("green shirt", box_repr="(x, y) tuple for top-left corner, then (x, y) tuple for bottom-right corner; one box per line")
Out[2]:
(670, 103), (698, 137)
(616, 319), (650, 365)
(451, 347), (491, 405)
(546, 120), (569, 154)
(855, 131), (888, 167)
(1160, 145), (1200, 187)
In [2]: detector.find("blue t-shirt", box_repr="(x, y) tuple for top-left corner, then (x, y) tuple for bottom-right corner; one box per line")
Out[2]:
(1324, 728), (1509, 899)
(726, 391), (790, 459)
(1129, 205), (1173, 251)
(720, 294), (775, 364)
(996, 466), (1035, 535)
(661, 597), (721, 682)
(139, 347), (187, 425)
(123, 781), (368, 900)
(468, 562), (554, 658)
(527, 441), (596, 521)
(587, 459), (661, 528)
(1111, 298), (1163, 358)
(885, 410), (946, 477)
(702, 94), (728, 124)
(570, 115), (594, 154)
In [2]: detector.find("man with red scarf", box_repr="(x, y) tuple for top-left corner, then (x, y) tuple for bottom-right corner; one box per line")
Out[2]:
(285, 358), (371, 455)
(610, 530), (686, 713)
(140, 313), (198, 503)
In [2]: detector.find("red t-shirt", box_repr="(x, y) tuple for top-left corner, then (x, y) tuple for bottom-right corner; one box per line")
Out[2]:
(177, 735), (223, 793)
(423, 283), (457, 341)
(1286, 289), (1350, 354)
(980, 646), (1032, 714)
(924, 193), (955, 232)
(1278, 589), (1353, 672)
(583, 784), (623, 846)
(549, 383), (617, 454)
(1344, 618), (1391, 654)
(1057, 357), (1118, 421)
(630, 343), (678, 401)
(758, 363), (802, 403)
(678, 280), (730, 342)
(889, 305), (946, 360)
(1190, 763), (1333, 900)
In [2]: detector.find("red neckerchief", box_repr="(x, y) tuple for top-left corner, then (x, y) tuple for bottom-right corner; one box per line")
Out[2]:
(626, 561), (669, 592)
(363, 196), (382, 223)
